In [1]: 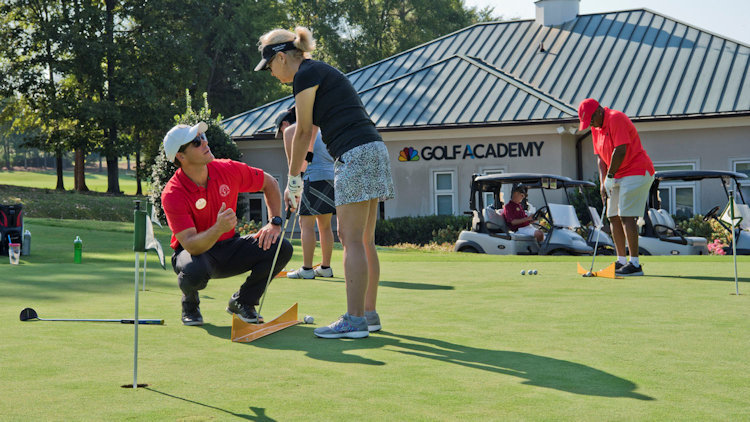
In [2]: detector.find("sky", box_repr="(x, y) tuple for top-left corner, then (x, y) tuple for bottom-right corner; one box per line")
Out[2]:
(464, 0), (750, 45)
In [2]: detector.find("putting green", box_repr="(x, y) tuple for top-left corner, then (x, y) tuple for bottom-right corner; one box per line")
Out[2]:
(1, 218), (749, 420)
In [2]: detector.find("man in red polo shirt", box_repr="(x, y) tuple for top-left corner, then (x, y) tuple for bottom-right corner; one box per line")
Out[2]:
(579, 99), (654, 276)
(161, 122), (292, 325)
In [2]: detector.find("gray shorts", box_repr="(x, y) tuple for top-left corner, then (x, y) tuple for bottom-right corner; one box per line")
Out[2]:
(607, 173), (654, 217)
(299, 179), (336, 216)
(334, 141), (395, 206)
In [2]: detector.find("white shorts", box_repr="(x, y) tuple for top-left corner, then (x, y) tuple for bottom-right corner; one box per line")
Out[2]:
(516, 225), (539, 237)
(607, 173), (654, 218)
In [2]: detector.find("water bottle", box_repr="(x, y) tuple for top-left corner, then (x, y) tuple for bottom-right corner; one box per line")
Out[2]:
(73, 236), (82, 263)
(22, 230), (31, 256)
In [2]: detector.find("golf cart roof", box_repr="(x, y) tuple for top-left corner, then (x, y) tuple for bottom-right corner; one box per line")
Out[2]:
(473, 173), (572, 189)
(561, 179), (596, 188)
(654, 170), (748, 181)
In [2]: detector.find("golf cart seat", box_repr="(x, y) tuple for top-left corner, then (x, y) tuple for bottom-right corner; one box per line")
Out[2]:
(647, 208), (707, 247)
(482, 206), (535, 241)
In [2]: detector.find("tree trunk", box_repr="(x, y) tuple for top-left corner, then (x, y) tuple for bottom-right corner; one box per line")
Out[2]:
(3, 138), (10, 170)
(74, 148), (89, 192)
(135, 132), (143, 196)
(55, 149), (64, 190)
(104, 0), (121, 195)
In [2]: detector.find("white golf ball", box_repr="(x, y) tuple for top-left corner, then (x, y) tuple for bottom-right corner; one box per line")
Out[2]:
(520, 270), (526, 275)
(304, 315), (314, 324)
(533, 270), (538, 275)
(528, 270), (534, 275)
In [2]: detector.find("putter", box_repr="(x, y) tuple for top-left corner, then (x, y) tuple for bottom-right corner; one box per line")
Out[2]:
(256, 206), (297, 322)
(19, 307), (164, 324)
(583, 203), (607, 277)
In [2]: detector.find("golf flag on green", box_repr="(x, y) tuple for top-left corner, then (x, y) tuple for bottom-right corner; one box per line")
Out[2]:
(145, 213), (165, 269)
(133, 202), (165, 269)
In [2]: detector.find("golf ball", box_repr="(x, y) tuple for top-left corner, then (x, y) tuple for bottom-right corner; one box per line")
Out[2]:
(521, 270), (526, 275)
(304, 315), (314, 324)
(533, 270), (538, 275)
(528, 270), (534, 275)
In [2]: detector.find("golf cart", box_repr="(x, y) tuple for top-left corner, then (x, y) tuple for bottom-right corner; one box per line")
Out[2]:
(644, 170), (749, 255)
(561, 178), (615, 255)
(638, 170), (750, 255)
(454, 173), (593, 255)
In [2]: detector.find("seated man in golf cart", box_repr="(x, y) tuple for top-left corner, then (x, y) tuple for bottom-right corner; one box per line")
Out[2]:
(501, 185), (544, 242)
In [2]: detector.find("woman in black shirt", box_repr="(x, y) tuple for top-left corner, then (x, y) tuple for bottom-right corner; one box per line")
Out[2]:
(256, 26), (394, 339)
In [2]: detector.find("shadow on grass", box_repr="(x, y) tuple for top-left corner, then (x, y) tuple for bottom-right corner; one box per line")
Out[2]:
(312, 278), (453, 290)
(379, 280), (454, 290)
(649, 275), (749, 283)
(145, 388), (275, 421)
(199, 324), (652, 400)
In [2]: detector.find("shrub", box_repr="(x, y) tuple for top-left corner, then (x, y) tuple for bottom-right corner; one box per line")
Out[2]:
(236, 218), (262, 236)
(375, 215), (471, 246)
(149, 91), (242, 223)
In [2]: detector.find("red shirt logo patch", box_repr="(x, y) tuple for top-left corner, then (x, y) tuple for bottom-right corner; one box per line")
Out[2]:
(219, 184), (230, 197)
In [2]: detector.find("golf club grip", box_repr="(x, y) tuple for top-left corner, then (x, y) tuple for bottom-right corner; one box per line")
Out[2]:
(120, 319), (165, 325)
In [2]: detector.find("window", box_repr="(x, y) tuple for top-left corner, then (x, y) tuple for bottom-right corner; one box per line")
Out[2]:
(654, 162), (697, 218)
(480, 167), (506, 208)
(732, 160), (750, 202)
(432, 170), (456, 215)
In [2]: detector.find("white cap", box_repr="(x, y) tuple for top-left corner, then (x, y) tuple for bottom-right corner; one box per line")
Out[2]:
(163, 122), (208, 162)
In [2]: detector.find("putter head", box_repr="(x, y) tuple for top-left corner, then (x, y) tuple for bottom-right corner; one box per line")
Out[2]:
(582, 272), (594, 277)
(19, 307), (39, 321)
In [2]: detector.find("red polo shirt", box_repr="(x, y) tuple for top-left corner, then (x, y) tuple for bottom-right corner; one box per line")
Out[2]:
(161, 159), (265, 250)
(592, 108), (654, 178)
(503, 201), (529, 231)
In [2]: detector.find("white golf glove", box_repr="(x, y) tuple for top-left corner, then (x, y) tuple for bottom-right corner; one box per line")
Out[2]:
(603, 174), (616, 196)
(287, 174), (303, 208)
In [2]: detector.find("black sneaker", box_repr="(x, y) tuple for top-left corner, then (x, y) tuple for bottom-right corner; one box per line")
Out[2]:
(615, 261), (625, 271)
(226, 295), (264, 323)
(616, 262), (644, 276)
(181, 305), (203, 326)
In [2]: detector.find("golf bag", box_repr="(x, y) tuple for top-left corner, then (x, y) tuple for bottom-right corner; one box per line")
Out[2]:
(1, 203), (23, 256)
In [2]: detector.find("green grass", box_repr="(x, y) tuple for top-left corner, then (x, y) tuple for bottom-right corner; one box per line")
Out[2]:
(1, 185), (147, 222)
(0, 168), (145, 196)
(2, 218), (750, 420)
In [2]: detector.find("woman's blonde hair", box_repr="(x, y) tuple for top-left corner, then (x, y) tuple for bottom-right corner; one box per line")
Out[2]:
(258, 26), (315, 59)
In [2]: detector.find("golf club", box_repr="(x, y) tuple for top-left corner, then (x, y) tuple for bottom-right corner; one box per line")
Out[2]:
(256, 206), (297, 322)
(583, 203), (607, 277)
(19, 307), (164, 324)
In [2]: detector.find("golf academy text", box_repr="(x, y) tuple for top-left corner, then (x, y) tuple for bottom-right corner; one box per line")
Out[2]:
(412, 141), (544, 161)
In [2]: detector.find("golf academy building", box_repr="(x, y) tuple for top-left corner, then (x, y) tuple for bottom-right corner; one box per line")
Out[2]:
(223, 1), (750, 224)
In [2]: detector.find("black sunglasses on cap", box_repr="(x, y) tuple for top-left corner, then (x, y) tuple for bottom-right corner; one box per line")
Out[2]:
(179, 133), (206, 152)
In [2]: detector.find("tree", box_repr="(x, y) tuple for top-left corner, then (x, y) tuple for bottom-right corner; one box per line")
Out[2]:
(150, 91), (241, 222)
(284, 0), (496, 73)
(0, 0), (71, 189)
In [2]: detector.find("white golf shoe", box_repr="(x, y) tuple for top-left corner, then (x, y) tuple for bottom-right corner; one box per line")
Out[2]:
(313, 265), (334, 278)
(287, 267), (315, 279)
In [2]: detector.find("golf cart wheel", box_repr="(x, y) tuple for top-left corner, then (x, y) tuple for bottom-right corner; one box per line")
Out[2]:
(550, 249), (570, 256)
(458, 246), (479, 253)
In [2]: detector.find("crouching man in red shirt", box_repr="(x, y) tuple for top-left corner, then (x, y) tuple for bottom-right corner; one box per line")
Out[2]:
(161, 122), (293, 326)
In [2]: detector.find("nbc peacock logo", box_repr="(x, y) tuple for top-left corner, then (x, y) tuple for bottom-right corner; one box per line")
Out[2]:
(398, 147), (419, 162)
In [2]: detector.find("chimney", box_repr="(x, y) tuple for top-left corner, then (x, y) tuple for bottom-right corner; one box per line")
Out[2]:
(535, 0), (580, 26)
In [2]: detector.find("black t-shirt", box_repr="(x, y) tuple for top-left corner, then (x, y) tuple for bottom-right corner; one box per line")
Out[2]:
(293, 59), (382, 159)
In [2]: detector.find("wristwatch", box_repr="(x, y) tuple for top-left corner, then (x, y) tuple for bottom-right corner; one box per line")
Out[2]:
(270, 216), (283, 226)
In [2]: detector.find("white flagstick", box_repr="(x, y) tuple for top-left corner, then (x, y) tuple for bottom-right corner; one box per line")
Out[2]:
(142, 252), (147, 291)
(730, 190), (739, 295)
(133, 252), (140, 388)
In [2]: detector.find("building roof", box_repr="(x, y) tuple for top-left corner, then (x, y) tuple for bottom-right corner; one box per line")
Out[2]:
(223, 8), (750, 139)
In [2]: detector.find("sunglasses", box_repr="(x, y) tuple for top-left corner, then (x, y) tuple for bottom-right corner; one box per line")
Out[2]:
(264, 53), (277, 71)
(179, 133), (206, 152)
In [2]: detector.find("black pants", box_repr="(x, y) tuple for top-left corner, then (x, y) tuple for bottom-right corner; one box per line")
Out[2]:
(171, 234), (293, 308)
